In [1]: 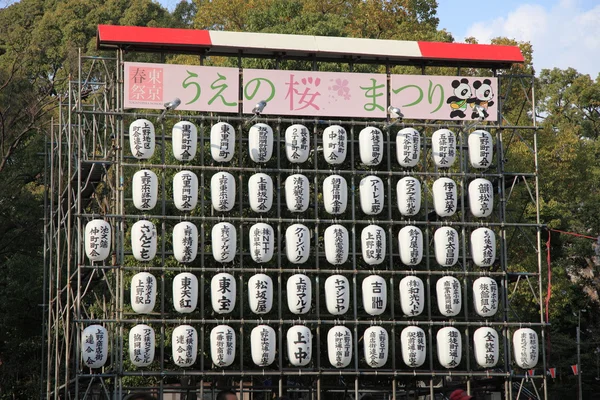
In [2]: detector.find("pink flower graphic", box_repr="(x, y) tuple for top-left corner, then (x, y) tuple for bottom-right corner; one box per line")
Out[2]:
(332, 78), (351, 100)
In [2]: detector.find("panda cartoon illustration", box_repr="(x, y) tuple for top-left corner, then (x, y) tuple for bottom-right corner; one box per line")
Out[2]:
(471, 79), (495, 119)
(446, 78), (475, 118)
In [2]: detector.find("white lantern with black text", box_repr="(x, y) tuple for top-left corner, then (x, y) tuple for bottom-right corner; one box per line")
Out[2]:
(359, 126), (383, 165)
(323, 175), (348, 215)
(327, 326), (352, 368)
(210, 325), (236, 367)
(85, 219), (111, 262)
(473, 277), (498, 317)
(285, 124), (310, 163)
(437, 327), (462, 368)
(251, 325), (276, 366)
(397, 177), (421, 216)
(129, 119), (155, 159)
(173, 272), (198, 313)
(210, 122), (235, 162)
(324, 275), (350, 315)
(211, 222), (236, 263)
(285, 174), (309, 212)
(287, 325), (312, 366)
(248, 173), (273, 212)
(172, 222), (198, 263)
(513, 328), (538, 368)
(129, 324), (155, 367)
(473, 327), (499, 368)
(361, 225), (386, 265)
(249, 223), (274, 263)
(364, 326), (388, 368)
(362, 275), (387, 315)
(211, 172), (235, 212)
(436, 276), (461, 317)
(398, 226), (423, 266)
(172, 121), (197, 161)
(399, 276), (424, 316)
(81, 325), (108, 369)
(471, 228), (496, 267)
(469, 178), (493, 218)
(323, 125), (347, 164)
(248, 274), (273, 314)
(360, 175), (384, 215)
(172, 325), (197, 367)
(431, 129), (456, 167)
(400, 326), (426, 367)
(324, 225), (349, 265)
(249, 123), (273, 163)
(396, 128), (420, 167)
(432, 177), (457, 217)
(211, 273), (236, 314)
(287, 274), (311, 314)
(434, 227), (459, 267)
(173, 170), (198, 212)
(131, 272), (156, 314)
(131, 220), (157, 261)
(286, 224), (310, 264)
(132, 170), (158, 210)
(469, 130), (493, 169)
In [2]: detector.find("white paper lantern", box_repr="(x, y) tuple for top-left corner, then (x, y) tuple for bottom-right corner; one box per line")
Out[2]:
(471, 228), (496, 267)
(173, 221), (198, 263)
(362, 275), (387, 316)
(469, 178), (494, 218)
(364, 326), (388, 368)
(398, 226), (423, 266)
(359, 175), (384, 215)
(85, 219), (111, 262)
(436, 276), (461, 317)
(431, 129), (457, 167)
(327, 326), (353, 368)
(129, 324), (155, 367)
(248, 274), (273, 314)
(437, 327), (462, 368)
(210, 325), (236, 367)
(129, 119), (155, 159)
(434, 227), (459, 267)
(473, 277), (499, 317)
(287, 274), (312, 314)
(397, 177), (421, 216)
(396, 128), (421, 167)
(285, 124), (310, 163)
(132, 170), (158, 210)
(249, 123), (273, 163)
(251, 325), (276, 366)
(131, 272), (156, 314)
(211, 171), (235, 212)
(249, 223), (274, 263)
(173, 170), (198, 212)
(323, 175), (348, 215)
(285, 224), (310, 264)
(210, 122), (235, 162)
(173, 272), (198, 313)
(324, 225), (349, 265)
(285, 174), (309, 212)
(399, 276), (425, 316)
(248, 173), (273, 213)
(323, 125), (347, 164)
(211, 273), (236, 314)
(359, 126), (384, 165)
(287, 325), (312, 366)
(468, 130), (493, 169)
(131, 220), (157, 261)
(324, 275), (350, 315)
(211, 222), (236, 263)
(513, 328), (538, 369)
(473, 327), (499, 368)
(81, 325), (108, 369)
(172, 325), (197, 367)
(172, 121), (197, 162)
(432, 177), (457, 217)
(361, 225), (386, 265)
(400, 326), (426, 367)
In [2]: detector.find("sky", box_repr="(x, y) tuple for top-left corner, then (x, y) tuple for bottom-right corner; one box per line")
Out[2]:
(158, 0), (599, 78)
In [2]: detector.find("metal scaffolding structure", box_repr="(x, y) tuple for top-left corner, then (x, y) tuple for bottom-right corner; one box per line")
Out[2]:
(43, 33), (545, 400)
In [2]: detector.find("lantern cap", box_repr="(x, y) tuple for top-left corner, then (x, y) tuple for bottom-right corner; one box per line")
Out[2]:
(449, 389), (473, 400)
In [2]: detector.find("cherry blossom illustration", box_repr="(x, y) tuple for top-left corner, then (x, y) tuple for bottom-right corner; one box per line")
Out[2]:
(328, 78), (351, 101)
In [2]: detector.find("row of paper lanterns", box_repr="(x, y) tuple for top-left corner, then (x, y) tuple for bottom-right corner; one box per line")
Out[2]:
(134, 170), (494, 218)
(83, 324), (537, 370)
(129, 119), (494, 168)
(86, 219), (496, 267)
(130, 271), (498, 317)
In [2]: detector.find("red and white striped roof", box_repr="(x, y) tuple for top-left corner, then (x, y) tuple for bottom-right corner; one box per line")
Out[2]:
(97, 25), (524, 68)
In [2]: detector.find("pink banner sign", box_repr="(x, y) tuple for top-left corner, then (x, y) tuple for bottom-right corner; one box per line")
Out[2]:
(390, 75), (498, 121)
(124, 62), (239, 113)
(242, 69), (386, 118)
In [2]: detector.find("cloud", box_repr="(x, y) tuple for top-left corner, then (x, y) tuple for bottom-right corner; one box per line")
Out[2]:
(465, 1), (600, 78)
